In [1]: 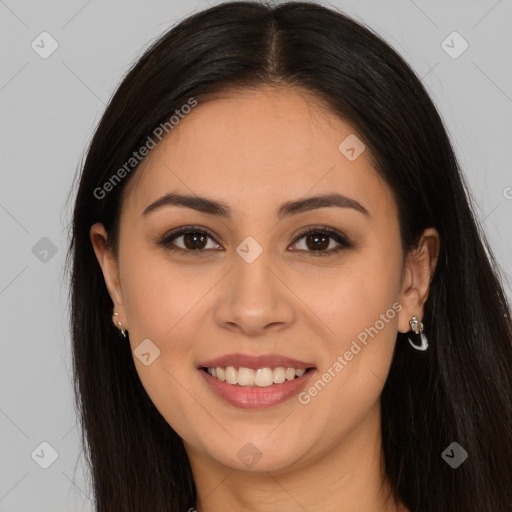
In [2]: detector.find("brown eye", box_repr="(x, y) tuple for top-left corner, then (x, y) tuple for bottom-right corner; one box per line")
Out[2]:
(290, 226), (351, 256)
(181, 232), (208, 250)
(158, 226), (222, 253)
(302, 232), (331, 251)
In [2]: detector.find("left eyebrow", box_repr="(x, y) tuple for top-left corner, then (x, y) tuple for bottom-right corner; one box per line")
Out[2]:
(277, 193), (370, 219)
(141, 191), (370, 219)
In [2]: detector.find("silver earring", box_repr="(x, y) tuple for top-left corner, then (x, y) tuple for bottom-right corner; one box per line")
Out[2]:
(112, 312), (127, 338)
(407, 315), (428, 351)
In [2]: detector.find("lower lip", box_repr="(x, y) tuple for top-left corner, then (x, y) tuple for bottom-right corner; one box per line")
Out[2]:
(199, 369), (316, 409)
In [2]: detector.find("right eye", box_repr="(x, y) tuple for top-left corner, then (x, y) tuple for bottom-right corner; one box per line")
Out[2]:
(157, 226), (223, 253)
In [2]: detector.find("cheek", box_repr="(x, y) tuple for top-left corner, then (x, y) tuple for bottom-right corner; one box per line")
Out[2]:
(118, 252), (207, 439)
(306, 247), (402, 409)
(120, 245), (200, 341)
(314, 249), (402, 350)
(118, 246), (215, 399)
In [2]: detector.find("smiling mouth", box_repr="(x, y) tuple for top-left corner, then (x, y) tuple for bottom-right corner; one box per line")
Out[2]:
(201, 366), (315, 387)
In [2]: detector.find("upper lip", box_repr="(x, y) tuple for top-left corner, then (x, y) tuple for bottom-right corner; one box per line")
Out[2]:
(198, 353), (315, 370)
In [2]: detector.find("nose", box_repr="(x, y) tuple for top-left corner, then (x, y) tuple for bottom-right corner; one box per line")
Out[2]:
(214, 252), (296, 337)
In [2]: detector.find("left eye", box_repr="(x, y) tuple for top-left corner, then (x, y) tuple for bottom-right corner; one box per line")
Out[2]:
(290, 227), (349, 256)
(158, 226), (351, 256)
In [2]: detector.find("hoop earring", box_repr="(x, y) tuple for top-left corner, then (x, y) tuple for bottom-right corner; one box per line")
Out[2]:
(407, 315), (428, 351)
(112, 312), (127, 338)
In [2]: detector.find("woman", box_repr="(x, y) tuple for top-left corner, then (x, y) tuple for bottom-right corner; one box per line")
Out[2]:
(67, 1), (512, 510)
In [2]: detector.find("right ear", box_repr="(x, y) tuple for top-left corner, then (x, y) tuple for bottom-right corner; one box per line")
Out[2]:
(90, 223), (128, 327)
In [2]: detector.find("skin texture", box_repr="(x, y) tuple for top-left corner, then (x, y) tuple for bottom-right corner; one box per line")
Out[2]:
(90, 85), (439, 511)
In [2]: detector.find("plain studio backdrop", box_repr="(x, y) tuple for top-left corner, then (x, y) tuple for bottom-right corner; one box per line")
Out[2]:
(0, 0), (511, 510)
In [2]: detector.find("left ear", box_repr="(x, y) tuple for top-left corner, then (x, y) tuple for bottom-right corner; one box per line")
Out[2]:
(397, 227), (440, 333)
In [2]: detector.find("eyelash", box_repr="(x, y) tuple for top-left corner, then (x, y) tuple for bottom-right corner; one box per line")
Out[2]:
(157, 225), (353, 257)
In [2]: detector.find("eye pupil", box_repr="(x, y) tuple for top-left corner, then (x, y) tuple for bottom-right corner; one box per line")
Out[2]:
(306, 234), (329, 251)
(184, 232), (207, 250)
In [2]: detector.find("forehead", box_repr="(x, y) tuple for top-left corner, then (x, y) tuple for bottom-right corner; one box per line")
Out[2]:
(122, 86), (395, 221)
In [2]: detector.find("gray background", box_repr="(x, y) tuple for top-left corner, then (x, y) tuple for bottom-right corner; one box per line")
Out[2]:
(1, 0), (511, 510)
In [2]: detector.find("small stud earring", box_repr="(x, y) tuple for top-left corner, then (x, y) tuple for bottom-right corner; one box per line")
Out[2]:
(408, 315), (429, 351)
(112, 312), (127, 338)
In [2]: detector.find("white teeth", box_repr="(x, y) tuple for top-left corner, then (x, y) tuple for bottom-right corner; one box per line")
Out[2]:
(285, 368), (296, 380)
(254, 368), (273, 387)
(205, 366), (310, 387)
(225, 366), (237, 385)
(237, 367), (255, 386)
(273, 367), (286, 384)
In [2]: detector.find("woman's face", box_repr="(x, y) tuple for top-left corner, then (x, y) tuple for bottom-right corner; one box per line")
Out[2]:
(92, 86), (431, 474)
